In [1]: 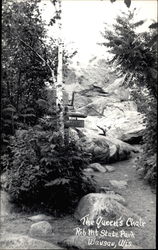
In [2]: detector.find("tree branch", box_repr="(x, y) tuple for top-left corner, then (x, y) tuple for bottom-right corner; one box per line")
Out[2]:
(20, 39), (53, 74)
(97, 125), (107, 136)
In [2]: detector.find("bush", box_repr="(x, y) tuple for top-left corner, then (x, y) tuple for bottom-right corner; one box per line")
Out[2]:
(132, 89), (157, 187)
(136, 153), (156, 188)
(4, 128), (96, 215)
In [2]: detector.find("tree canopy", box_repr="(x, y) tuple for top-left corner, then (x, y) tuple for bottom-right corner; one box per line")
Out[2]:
(1, 0), (65, 138)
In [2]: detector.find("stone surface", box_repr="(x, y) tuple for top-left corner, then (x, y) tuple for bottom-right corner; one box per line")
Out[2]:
(74, 193), (137, 224)
(58, 235), (93, 249)
(106, 136), (140, 163)
(83, 168), (94, 173)
(82, 109), (145, 140)
(119, 129), (144, 144)
(105, 165), (115, 172)
(100, 192), (127, 206)
(109, 180), (128, 189)
(28, 214), (52, 222)
(64, 64), (145, 144)
(76, 136), (110, 164)
(137, 167), (145, 176)
(88, 163), (106, 173)
(29, 221), (53, 237)
(109, 144), (118, 162)
(76, 131), (139, 164)
(0, 233), (63, 249)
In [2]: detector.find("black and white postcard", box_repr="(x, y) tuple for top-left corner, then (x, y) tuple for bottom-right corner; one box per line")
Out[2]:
(1, 0), (157, 249)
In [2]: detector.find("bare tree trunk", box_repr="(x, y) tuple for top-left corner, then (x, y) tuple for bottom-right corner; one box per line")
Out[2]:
(56, 0), (64, 145)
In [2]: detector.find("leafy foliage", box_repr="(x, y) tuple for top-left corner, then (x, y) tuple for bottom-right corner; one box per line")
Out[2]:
(3, 128), (96, 215)
(1, 0), (58, 141)
(101, 10), (157, 185)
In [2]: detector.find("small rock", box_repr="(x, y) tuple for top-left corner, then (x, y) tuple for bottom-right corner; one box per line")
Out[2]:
(100, 186), (111, 193)
(105, 165), (115, 172)
(88, 163), (106, 173)
(110, 180), (128, 189)
(84, 168), (94, 173)
(137, 167), (144, 175)
(0, 233), (63, 249)
(28, 214), (52, 222)
(29, 221), (53, 237)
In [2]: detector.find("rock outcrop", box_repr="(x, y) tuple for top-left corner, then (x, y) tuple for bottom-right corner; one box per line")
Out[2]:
(75, 131), (139, 164)
(64, 64), (145, 146)
(119, 129), (144, 144)
(74, 193), (139, 225)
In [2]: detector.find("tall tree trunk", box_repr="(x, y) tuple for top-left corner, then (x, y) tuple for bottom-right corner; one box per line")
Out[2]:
(56, 0), (64, 145)
(56, 41), (64, 143)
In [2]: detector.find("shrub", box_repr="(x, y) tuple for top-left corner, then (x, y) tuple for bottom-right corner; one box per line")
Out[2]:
(136, 154), (156, 188)
(132, 89), (157, 187)
(4, 128), (96, 215)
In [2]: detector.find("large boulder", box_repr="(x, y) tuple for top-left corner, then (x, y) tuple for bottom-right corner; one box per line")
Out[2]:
(75, 130), (139, 164)
(74, 193), (140, 225)
(119, 129), (144, 144)
(0, 233), (63, 249)
(76, 136), (110, 164)
(109, 144), (118, 162)
(83, 111), (145, 140)
(97, 136), (139, 159)
(29, 221), (53, 237)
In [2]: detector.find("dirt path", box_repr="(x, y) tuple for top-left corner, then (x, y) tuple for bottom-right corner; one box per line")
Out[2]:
(90, 155), (156, 249)
(0, 154), (156, 249)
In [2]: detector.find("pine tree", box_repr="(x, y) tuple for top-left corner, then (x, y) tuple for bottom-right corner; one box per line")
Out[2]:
(101, 10), (157, 185)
